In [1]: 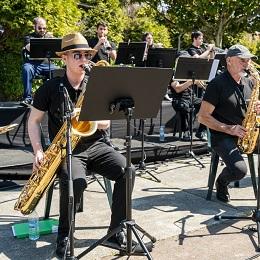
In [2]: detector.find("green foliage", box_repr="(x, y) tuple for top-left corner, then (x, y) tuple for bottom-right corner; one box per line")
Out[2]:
(141, 0), (260, 49)
(123, 4), (171, 47)
(0, 52), (23, 100)
(0, 0), (83, 101)
(81, 0), (126, 44)
(238, 32), (260, 63)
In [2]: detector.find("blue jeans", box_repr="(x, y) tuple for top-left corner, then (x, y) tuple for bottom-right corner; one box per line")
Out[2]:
(22, 61), (56, 100)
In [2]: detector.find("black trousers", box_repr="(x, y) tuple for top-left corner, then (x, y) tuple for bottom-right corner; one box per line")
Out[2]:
(57, 140), (135, 239)
(172, 96), (205, 132)
(211, 135), (247, 185)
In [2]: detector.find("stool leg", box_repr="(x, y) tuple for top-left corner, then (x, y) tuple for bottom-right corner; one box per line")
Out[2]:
(44, 182), (54, 219)
(207, 151), (219, 200)
(247, 153), (257, 199)
(77, 196), (84, 213)
(103, 177), (113, 209)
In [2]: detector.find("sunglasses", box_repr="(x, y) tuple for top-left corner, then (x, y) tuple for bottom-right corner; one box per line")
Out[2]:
(72, 52), (92, 60)
(37, 27), (46, 30)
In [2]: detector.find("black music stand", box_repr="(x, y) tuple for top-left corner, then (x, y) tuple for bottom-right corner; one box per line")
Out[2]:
(174, 56), (219, 168)
(115, 42), (147, 67)
(214, 53), (227, 72)
(30, 38), (62, 79)
(77, 66), (173, 259)
(137, 48), (177, 182)
(146, 48), (177, 68)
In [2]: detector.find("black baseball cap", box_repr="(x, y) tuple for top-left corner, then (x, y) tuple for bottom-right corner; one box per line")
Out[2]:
(226, 44), (257, 59)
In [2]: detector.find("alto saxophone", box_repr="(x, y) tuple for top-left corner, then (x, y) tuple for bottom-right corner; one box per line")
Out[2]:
(14, 60), (109, 215)
(238, 61), (260, 154)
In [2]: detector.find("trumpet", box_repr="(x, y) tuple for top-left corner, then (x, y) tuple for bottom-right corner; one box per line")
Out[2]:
(202, 43), (225, 53)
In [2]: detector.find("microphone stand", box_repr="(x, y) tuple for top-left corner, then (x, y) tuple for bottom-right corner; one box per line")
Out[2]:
(63, 86), (77, 259)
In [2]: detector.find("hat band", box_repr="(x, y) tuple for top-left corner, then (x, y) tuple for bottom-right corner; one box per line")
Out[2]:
(62, 44), (90, 52)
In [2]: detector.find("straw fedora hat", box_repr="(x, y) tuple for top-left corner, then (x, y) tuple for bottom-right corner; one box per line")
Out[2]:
(56, 32), (97, 57)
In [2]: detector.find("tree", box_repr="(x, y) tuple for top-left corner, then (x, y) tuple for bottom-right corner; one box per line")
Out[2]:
(138, 0), (260, 49)
(0, 0), (83, 100)
(81, 0), (126, 44)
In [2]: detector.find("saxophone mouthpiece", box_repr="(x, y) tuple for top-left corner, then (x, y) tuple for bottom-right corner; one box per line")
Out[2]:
(81, 64), (91, 71)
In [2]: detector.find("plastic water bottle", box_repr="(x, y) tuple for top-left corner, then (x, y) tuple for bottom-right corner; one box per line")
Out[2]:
(159, 126), (165, 142)
(28, 211), (40, 240)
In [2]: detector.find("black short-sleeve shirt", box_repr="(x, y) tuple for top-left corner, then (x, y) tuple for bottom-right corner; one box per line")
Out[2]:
(187, 45), (206, 56)
(33, 74), (107, 143)
(88, 37), (116, 63)
(203, 70), (253, 136)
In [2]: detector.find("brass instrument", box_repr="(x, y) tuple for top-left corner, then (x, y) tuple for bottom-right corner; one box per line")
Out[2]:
(14, 59), (109, 215)
(0, 123), (18, 135)
(238, 61), (260, 154)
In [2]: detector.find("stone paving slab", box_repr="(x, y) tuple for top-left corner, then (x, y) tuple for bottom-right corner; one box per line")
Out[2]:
(0, 155), (259, 259)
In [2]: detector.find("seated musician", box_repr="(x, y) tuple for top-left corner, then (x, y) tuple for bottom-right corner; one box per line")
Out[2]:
(21, 17), (57, 105)
(28, 32), (153, 258)
(198, 44), (260, 202)
(170, 78), (206, 141)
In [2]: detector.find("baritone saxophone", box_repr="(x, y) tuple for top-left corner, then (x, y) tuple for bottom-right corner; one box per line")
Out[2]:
(14, 60), (110, 215)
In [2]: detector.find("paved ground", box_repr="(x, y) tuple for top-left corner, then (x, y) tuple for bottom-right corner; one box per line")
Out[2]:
(0, 153), (260, 260)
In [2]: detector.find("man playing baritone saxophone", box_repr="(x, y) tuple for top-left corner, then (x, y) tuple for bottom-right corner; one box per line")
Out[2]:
(28, 32), (152, 258)
(198, 44), (260, 203)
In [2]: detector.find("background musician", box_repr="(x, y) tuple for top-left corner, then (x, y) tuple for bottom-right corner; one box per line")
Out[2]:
(87, 21), (117, 63)
(170, 78), (206, 141)
(187, 30), (215, 59)
(198, 44), (259, 202)
(21, 17), (56, 105)
(27, 32), (152, 258)
(186, 30), (214, 140)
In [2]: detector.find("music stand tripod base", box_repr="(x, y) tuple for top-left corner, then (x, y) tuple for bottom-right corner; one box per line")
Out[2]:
(137, 119), (161, 182)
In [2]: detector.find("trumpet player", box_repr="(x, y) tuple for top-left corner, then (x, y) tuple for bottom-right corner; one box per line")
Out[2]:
(87, 21), (117, 63)
(27, 32), (152, 258)
(198, 44), (260, 202)
(187, 30), (215, 59)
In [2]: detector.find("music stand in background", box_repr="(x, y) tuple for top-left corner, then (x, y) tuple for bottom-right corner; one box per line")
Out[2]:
(174, 56), (219, 168)
(30, 38), (62, 79)
(146, 48), (178, 68)
(214, 53), (227, 72)
(115, 42), (147, 67)
(137, 48), (177, 182)
(77, 66), (173, 259)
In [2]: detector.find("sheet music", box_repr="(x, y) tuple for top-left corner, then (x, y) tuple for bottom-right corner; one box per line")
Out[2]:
(208, 59), (219, 81)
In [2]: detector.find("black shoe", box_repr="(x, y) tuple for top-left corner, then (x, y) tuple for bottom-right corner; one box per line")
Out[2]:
(106, 229), (153, 254)
(216, 180), (230, 202)
(195, 131), (207, 141)
(56, 236), (69, 258)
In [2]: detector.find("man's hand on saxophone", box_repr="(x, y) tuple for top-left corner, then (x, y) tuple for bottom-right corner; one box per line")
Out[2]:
(28, 106), (45, 171)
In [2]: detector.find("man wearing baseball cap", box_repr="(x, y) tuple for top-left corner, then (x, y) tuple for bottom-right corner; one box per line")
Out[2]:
(198, 44), (259, 202)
